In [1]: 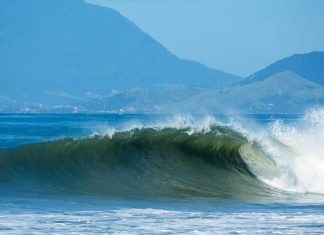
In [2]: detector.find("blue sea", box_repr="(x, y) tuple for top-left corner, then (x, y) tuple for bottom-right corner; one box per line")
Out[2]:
(0, 111), (324, 234)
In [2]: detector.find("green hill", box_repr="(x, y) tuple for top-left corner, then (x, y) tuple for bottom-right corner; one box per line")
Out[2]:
(242, 52), (324, 86)
(187, 71), (324, 113)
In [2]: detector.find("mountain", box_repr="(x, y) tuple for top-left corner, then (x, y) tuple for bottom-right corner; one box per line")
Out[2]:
(242, 52), (324, 86)
(71, 71), (324, 114)
(185, 71), (324, 113)
(77, 85), (204, 113)
(1, 0), (322, 114)
(0, 0), (240, 105)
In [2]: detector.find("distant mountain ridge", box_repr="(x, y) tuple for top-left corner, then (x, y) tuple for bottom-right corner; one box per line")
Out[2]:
(76, 52), (324, 114)
(0, 0), (323, 113)
(185, 71), (324, 113)
(242, 51), (324, 86)
(0, 0), (240, 105)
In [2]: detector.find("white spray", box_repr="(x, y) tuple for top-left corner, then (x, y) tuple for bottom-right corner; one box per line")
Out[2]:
(264, 108), (324, 194)
(237, 108), (324, 194)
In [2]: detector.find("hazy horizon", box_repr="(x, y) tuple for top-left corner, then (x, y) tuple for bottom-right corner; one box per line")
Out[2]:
(88, 0), (324, 77)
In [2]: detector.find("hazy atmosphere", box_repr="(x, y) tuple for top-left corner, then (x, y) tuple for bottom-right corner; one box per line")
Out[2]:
(1, 0), (324, 233)
(88, 0), (324, 76)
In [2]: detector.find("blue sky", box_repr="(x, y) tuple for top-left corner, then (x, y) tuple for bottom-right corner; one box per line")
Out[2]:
(87, 0), (324, 77)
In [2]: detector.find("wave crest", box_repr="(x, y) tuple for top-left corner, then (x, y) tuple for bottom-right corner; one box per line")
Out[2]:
(0, 126), (277, 200)
(1, 108), (324, 201)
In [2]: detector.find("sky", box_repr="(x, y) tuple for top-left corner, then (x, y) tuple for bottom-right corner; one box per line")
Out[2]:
(87, 0), (324, 77)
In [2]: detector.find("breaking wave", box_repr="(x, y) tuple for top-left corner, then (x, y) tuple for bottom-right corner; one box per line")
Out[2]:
(0, 109), (323, 201)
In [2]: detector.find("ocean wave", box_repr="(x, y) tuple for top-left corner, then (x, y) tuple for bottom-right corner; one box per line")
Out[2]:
(0, 108), (323, 201)
(0, 126), (278, 200)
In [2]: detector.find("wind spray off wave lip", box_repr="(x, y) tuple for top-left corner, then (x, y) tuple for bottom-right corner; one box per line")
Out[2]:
(0, 110), (324, 202)
(254, 108), (324, 194)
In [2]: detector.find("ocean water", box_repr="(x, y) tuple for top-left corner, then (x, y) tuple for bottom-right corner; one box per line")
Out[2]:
(0, 110), (324, 234)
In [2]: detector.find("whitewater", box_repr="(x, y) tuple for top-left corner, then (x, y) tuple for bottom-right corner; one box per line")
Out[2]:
(0, 109), (324, 233)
